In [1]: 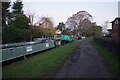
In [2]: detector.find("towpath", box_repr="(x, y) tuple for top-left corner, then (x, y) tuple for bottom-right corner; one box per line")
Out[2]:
(55, 40), (112, 78)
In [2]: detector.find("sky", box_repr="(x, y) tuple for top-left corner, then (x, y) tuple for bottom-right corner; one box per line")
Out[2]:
(11, 0), (119, 29)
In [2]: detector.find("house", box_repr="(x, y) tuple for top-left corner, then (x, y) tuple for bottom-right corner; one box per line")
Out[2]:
(54, 29), (62, 46)
(110, 17), (120, 38)
(54, 29), (62, 41)
(55, 29), (62, 35)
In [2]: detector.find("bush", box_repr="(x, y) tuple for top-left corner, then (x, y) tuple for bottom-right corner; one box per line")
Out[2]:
(93, 36), (120, 56)
(2, 27), (31, 44)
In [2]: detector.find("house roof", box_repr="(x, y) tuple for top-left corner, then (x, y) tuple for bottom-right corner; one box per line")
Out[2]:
(110, 17), (120, 23)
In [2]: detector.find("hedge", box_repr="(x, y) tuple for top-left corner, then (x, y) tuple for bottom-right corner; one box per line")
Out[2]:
(93, 36), (120, 56)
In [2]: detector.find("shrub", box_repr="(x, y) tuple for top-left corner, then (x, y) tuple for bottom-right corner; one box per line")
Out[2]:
(93, 36), (120, 56)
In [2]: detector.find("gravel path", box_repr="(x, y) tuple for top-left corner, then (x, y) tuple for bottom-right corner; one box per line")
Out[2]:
(55, 40), (112, 78)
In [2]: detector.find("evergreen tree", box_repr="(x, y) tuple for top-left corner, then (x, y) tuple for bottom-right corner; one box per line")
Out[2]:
(57, 22), (65, 31)
(12, 14), (30, 29)
(12, 0), (23, 15)
(11, 0), (30, 29)
(2, 1), (10, 28)
(2, 0), (31, 43)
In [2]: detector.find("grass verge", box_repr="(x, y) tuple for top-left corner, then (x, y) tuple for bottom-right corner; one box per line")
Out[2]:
(91, 40), (119, 78)
(3, 40), (81, 78)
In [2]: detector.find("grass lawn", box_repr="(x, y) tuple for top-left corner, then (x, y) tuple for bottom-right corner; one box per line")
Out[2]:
(3, 40), (81, 78)
(91, 40), (120, 78)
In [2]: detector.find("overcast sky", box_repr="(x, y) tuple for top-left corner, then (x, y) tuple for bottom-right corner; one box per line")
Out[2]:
(10, 0), (119, 29)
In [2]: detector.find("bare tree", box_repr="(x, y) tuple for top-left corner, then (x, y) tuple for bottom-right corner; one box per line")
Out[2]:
(26, 11), (36, 41)
(65, 10), (93, 36)
(34, 17), (55, 37)
(102, 20), (109, 33)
